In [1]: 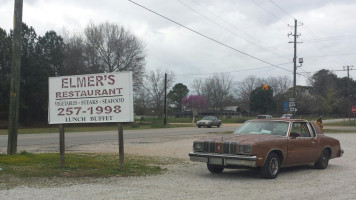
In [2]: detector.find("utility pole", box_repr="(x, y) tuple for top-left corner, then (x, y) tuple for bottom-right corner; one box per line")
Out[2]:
(8, 0), (23, 155)
(343, 66), (354, 125)
(288, 19), (302, 118)
(164, 73), (167, 125)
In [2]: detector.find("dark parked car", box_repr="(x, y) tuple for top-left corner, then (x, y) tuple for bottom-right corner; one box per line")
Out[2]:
(189, 119), (343, 179)
(196, 116), (222, 128)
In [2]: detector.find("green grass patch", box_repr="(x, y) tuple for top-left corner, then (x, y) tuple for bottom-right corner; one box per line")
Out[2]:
(323, 120), (356, 126)
(0, 152), (173, 178)
(322, 129), (356, 133)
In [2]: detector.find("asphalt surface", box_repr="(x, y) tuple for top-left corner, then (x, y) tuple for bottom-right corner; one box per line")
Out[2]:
(0, 124), (239, 153)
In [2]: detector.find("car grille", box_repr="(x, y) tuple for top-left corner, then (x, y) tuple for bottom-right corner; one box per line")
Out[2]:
(203, 141), (237, 154)
(203, 141), (215, 152)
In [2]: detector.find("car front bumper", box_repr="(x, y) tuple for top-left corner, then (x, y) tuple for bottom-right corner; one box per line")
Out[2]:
(189, 152), (257, 167)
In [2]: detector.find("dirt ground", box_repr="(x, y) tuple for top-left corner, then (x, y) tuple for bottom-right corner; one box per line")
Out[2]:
(1, 132), (355, 200)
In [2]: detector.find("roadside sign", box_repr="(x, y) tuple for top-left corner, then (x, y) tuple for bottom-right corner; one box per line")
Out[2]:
(283, 101), (289, 111)
(289, 102), (295, 107)
(352, 106), (356, 113)
(48, 72), (134, 124)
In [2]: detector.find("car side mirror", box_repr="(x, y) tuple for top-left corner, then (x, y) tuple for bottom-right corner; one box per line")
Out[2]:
(290, 132), (301, 138)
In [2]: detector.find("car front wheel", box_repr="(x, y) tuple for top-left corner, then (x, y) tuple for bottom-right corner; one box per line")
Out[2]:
(261, 152), (280, 179)
(314, 149), (330, 169)
(217, 123), (221, 128)
(207, 164), (224, 173)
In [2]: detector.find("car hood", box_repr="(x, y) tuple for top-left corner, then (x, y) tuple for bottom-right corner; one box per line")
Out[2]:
(195, 134), (284, 145)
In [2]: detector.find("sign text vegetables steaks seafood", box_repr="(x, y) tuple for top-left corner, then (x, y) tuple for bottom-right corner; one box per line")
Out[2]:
(48, 72), (133, 124)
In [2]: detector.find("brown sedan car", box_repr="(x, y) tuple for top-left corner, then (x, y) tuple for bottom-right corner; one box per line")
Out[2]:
(189, 119), (344, 179)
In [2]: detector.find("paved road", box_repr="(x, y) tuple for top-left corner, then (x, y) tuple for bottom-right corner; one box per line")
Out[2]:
(0, 124), (240, 153)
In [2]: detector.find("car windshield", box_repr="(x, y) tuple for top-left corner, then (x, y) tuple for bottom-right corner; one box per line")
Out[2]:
(234, 121), (289, 136)
(201, 116), (214, 120)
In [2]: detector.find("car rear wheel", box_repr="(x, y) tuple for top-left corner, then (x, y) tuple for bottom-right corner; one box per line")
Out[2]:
(261, 152), (280, 179)
(198, 125), (201, 128)
(314, 149), (330, 169)
(207, 164), (224, 173)
(217, 124), (221, 128)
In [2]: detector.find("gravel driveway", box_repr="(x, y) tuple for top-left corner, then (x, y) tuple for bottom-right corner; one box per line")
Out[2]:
(1, 132), (355, 200)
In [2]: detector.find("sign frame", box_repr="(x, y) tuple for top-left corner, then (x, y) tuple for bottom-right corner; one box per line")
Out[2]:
(48, 72), (134, 124)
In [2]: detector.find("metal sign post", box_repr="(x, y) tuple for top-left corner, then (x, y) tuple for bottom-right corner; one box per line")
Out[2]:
(59, 124), (65, 168)
(118, 123), (124, 170)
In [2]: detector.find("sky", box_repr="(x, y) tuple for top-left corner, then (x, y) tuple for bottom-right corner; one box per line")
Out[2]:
(1, 0), (356, 90)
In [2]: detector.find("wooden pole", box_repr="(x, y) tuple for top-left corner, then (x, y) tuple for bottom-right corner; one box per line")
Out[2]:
(164, 73), (167, 125)
(7, 0), (23, 155)
(59, 124), (65, 168)
(118, 122), (124, 170)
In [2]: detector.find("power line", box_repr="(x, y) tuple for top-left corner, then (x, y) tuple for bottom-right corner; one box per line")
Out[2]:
(304, 52), (356, 59)
(268, 0), (295, 20)
(190, 0), (261, 43)
(250, 0), (289, 26)
(300, 25), (350, 66)
(176, 0), (284, 58)
(176, 61), (292, 76)
(128, 0), (309, 77)
(303, 35), (356, 43)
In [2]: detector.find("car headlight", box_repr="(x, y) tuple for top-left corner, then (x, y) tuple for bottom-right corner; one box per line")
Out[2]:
(193, 142), (203, 152)
(238, 145), (252, 154)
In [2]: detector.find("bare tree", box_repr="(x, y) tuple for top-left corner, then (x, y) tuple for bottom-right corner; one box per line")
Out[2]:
(194, 73), (234, 111)
(84, 22), (146, 86)
(191, 79), (203, 95)
(265, 76), (291, 95)
(236, 75), (291, 100)
(235, 75), (262, 101)
(142, 69), (175, 116)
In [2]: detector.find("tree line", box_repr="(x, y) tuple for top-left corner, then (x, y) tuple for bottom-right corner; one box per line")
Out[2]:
(0, 22), (355, 127)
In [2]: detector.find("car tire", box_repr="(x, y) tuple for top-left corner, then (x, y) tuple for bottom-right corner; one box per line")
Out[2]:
(261, 152), (280, 179)
(314, 149), (330, 169)
(198, 125), (201, 128)
(208, 125), (212, 128)
(217, 124), (221, 128)
(207, 164), (224, 173)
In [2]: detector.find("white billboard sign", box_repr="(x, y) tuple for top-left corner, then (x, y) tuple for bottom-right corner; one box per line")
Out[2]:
(48, 72), (134, 124)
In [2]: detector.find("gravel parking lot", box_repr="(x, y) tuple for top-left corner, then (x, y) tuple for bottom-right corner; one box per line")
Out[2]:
(1, 132), (355, 200)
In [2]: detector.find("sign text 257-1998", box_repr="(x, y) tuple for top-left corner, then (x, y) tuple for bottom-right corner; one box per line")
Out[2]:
(57, 106), (121, 116)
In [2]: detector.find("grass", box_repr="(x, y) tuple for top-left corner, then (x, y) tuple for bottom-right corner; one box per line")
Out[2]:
(323, 120), (356, 126)
(0, 151), (173, 178)
(322, 129), (356, 133)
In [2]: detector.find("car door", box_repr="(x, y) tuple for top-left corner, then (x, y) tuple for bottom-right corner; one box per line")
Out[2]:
(286, 122), (316, 166)
(212, 117), (218, 126)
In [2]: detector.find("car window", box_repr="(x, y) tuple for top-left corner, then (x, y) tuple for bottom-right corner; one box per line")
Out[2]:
(291, 122), (311, 137)
(234, 121), (289, 136)
(202, 116), (214, 120)
(308, 122), (317, 137)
